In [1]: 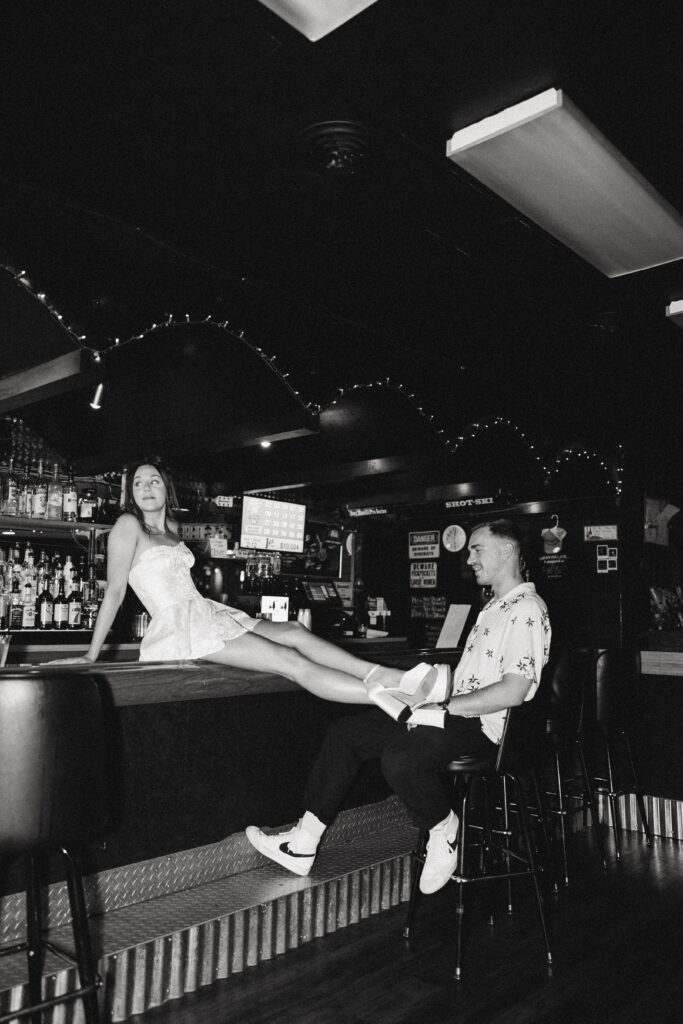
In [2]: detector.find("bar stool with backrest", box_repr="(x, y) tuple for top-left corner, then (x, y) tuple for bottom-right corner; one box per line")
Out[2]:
(0, 671), (112, 1024)
(402, 696), (553, 981)
(586, 648), (653, 859)
(545, 646), (608, 882)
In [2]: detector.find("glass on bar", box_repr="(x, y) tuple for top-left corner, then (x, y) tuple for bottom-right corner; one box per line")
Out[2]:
(0, 634), (11, 668)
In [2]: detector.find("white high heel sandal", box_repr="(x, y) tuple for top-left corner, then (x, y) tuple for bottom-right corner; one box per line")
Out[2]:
(364, 663), (452, 727)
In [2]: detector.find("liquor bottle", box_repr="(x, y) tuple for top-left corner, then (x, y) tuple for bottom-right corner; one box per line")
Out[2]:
(63, 554), (74, 596)
(18, 461), (33, 517)
(51, 553), (63, 599)
(2, 457), (18, 516)
(62, 467), (78, 523)
(36, 579), (54, 629)
(11, 544), (21, 576)
(53, 576), (69, 630)
(22, 543), (36, 589)
(9, 576), (23, 630)
(78, 486), (97, 522)
(32, 459), (48, 519)
(83, 564), (99, 628)
(20, 579), (36, 629)
(47, 463), (63, 520)
(67, 583), (83, 629)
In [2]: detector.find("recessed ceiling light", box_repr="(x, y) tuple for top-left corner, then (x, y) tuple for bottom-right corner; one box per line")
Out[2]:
(256, 0), (379, 41)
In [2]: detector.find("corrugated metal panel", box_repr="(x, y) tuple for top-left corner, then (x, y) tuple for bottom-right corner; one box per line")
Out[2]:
(0, 807), (414, 1023)
(0, 796), (411, 945)
(595, 792), (683, 839)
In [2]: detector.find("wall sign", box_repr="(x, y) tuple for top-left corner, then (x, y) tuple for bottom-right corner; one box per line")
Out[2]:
(409, 531), (440, 559)
(584, 525), (618, 541)
(444, 496), (495, 508)
(596, 545), (618, 573)
(410, 561), (438, 588)
(540, 554), (568, 579)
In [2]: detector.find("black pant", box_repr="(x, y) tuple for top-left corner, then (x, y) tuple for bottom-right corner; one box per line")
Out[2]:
(302, 709), (497, 831)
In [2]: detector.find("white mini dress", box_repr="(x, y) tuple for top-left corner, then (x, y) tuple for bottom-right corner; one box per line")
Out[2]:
(128, 542), (258, 662)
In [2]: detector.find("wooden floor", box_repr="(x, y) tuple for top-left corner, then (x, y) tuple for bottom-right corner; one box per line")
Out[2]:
(129, 830), (683, 1024)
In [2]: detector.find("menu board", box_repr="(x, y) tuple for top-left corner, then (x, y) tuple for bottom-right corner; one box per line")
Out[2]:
(240, 495), (307, 552)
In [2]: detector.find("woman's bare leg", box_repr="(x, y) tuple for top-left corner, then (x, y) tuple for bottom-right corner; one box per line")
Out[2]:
(251, 619), (404, 687)
(201, 629), (374, 704)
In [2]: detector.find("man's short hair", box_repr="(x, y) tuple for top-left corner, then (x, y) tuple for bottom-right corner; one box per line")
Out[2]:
(471, 518), (524, 550)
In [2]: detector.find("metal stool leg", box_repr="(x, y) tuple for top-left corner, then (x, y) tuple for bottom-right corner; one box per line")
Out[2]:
(403, 829), (427, 939)
(531, 768), (557, 890)
(26, 854), (43, 1024)
(552, 751), (569, 887)
(604, 739), (622, 861)
(577, 737), (608, 870)
(623, 730), (653, 846)
(63, 849), (101, 1024)
(453, 780), (472, 981)
(513, 778), (553, 968)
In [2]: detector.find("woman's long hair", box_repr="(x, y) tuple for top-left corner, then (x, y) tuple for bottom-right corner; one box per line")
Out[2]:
(120, 460), (180, 536)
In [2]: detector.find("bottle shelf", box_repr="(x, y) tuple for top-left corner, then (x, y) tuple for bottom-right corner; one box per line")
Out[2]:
(0, 515), (109, 535)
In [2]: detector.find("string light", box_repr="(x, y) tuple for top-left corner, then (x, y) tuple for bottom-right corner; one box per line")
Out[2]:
(320, 378), (452, 449)
(449, 417), (549, 475)
(1, 263), (309, 414)
(547, 447), (618, 493)
(2, 262), (624, 497)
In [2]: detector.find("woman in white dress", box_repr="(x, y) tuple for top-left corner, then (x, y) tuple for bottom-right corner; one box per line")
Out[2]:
(49, 462), (451, 722)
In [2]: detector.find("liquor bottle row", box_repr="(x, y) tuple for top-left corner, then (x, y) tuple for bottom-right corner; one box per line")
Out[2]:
(0, 458), (98, 522)
(0, 542), (103, 631)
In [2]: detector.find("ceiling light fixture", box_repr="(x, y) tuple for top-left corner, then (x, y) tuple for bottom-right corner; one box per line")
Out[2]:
(89, 382), (104, 410)
(256, 0), (379, 41)
(260, 440), (272, 448)
(666, 300), (683, 330)
(446, 88), (683, 278)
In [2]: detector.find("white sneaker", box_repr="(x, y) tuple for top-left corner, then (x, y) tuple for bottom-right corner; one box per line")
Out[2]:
(246, 820), (318, 876)
(419, 813), (460, 894)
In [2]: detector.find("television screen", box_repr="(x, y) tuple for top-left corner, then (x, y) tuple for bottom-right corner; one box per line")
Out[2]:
(302, 581), (342, 604)
(240, 495), (307, 553)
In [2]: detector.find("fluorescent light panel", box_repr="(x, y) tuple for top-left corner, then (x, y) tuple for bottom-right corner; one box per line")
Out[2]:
(666, 299), (683, 330)
(446, 88), (683, 278)
(256, 0), (379, 41)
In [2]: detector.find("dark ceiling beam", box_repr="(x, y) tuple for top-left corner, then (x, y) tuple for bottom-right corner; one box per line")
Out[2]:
(205, 412), (320, 451)
(0, 350), (94, 413)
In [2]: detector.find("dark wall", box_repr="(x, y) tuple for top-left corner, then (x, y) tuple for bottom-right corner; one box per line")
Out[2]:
(359, 495), (650, 651)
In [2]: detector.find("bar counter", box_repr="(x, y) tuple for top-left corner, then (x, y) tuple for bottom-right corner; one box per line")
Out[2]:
(2, 637), (681, 875)
(0, 638), (462, 886)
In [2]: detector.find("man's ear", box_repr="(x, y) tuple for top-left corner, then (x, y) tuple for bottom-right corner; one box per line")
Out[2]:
(501, 541), (514, 562)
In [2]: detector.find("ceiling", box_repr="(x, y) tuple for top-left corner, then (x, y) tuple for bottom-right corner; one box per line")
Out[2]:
(3, 0), (683, 501)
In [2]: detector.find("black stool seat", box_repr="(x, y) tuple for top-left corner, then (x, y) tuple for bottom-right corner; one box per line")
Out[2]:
(446, 754), (496, 772)
(545, 647), (608, 882)
(588, 648), (653, 858)
(0, 671), (112, 1024)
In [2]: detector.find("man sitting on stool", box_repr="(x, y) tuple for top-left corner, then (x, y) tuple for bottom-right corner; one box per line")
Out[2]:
(246, 518), (551, 895)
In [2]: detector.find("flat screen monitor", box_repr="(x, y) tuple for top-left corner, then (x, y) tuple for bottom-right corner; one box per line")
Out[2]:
(301, 580), (342, 605)
(240, 495), (307, 553)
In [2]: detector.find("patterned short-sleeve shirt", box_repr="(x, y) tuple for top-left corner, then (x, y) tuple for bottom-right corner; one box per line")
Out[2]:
(453, 582), (551, 744)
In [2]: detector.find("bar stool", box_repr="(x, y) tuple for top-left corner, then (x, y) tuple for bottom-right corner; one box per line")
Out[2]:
(0, 671), (112, 1024)
(545, 647), (608, 881)
(403, 698), (553, 980)
(587, 648), (653, 859)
